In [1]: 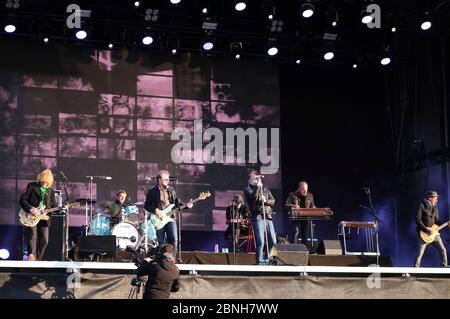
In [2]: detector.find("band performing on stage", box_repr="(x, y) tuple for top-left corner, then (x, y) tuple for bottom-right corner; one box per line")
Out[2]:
(17, 169), (448, 268)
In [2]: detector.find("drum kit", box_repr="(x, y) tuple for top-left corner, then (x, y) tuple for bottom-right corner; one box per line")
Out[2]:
(80, 199), (158, 252)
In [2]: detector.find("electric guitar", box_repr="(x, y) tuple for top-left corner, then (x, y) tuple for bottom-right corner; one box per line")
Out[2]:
(18, 202), (80, 227)
(149, 191), (211, 230)
(419, 221), (449, 244)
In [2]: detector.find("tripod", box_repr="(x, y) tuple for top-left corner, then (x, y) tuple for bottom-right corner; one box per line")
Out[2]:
(128, 277), (143, 299)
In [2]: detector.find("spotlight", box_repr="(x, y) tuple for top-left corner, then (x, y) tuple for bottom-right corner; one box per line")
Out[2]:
(108, 43), (114, 49)
(172, 48), (177, 55)
(134, 1), (140, 8)
(145, 9), (159, 22)
(230, 41), (242, 59)
(352, 63), (358, 69)
(202, 40), (214, 50)
(295, 59), (301, 64)
(202, 7), (208, 14)
(235, 1), (246, 12)
(420, 20), (432, 31)
(270, 20), (284, 33)
(361, 10), (373, 24)
(4, 24), (16, 33)
(267, 46), (278, 56)
(168, 34), (179, 54)
(391, 27), (397, 33)
(170, 0), (182, 4)
(75, 30), (87, 40)
(332, 21), (337, 27)
(142, 35), (154, 45)
(323, 51), (334, 60)
(380, 57), (391, 65)
(301, 3), (314, 18)
(0, 249), (10, 260)
(43, 37), (49, 43)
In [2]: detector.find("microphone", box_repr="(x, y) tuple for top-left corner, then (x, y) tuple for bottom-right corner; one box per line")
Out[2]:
(86, 175), (112, 180)
(256, 175), (265, 178)
(169, 177), (177, 181)
(60, 170), (68, 181)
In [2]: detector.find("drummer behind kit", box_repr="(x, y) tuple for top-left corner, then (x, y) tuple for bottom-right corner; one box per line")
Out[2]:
(89, 202), (158, 251)
(85, 191), (211, 253)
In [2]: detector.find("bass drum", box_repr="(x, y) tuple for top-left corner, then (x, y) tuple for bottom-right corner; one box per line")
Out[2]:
(111, 222), (139, 250)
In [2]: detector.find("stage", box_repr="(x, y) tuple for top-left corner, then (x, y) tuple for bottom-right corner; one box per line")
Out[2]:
(0, 258), (449, 299)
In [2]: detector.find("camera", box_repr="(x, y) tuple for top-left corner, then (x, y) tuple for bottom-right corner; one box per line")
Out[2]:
(131, 277), (143, 287)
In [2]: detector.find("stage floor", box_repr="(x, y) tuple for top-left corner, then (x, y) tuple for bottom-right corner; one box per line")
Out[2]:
(0, 259), (449, 299)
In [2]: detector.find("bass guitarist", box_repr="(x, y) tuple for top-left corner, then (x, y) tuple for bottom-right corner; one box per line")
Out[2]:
(414, 191), (448, 268)
(144, 170), (193, 255)
(19, 169), (57, 261)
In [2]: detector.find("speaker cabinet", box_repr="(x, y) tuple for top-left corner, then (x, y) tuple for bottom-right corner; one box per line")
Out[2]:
(317, 240), (343, 255)
(271, 244), (309, 265)
(42, 214), (67, 261)
(77, 235), (117, 258)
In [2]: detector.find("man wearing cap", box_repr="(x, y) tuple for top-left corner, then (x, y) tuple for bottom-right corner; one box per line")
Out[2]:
(414, 191), (448, 268)
(244, 170), (277, 265)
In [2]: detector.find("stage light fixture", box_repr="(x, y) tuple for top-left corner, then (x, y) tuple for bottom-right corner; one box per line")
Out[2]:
(361, 8), (373, 24)
(0, 249), (10, 260)
(324, 51), (334, 60)
(301, 2), (314, 18)
(142, 35), (154, 45)
(380, 57), (391, 65)
(4, 23), (16, 33)
(170, 0), (182, 4)
(75, 29), (87, 40)
(235, 1), (247, 12)
(230, 41), (242, 59)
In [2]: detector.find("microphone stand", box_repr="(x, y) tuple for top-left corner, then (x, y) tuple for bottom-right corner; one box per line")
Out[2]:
(230, 203), (237, 265)
(364, 188), (382, 266)
(257, 180), (270, 265)
(60, 173), (70, 261)
(173, 177), (183, 263)
(85, 176), (94, 236)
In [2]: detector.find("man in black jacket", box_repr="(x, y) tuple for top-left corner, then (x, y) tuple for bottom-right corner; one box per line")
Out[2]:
(244, 170), (276, 265)
(144, 170), (192, 254)
(285, 181), (316, 245)
(19, 169), (57, 261)
(137, 243), (180, 299)
(414, 191), (448, 267)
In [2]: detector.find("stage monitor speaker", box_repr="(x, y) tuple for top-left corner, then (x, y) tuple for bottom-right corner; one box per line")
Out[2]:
(42, 214), (67, 261)
(77, 235), (116, 258)
(317, 240), (343, 255)
(271, 244), (309, 265)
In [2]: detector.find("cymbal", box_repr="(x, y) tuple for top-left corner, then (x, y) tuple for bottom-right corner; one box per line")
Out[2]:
(75, 198), (97, 204)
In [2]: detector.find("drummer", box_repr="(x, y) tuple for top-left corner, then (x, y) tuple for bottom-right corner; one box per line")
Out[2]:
(106, 190), (127, 226)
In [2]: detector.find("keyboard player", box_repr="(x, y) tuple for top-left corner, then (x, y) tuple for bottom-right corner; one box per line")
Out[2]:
(285, 181), (316, 245)
(225, 194), (250, 251)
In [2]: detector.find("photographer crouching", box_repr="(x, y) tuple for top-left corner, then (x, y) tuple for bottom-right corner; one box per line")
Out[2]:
(136, 243), (180, 299)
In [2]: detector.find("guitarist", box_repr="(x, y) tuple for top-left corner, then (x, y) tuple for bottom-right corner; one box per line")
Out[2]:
(19, 169), (57, 261)
(144, 170), (193, 255)
(414, 191), (448, 268)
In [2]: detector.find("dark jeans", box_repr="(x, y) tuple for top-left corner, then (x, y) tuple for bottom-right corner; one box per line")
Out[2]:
(291, 220), (308, 245)
(252, 218), (277, 265)
(156, 220), (178, 253)
(414, 235), (448, 267)
(24, 221), (49, 260)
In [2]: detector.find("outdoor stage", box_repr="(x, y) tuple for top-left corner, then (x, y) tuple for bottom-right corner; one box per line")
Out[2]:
(0, 254), (449, 299)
